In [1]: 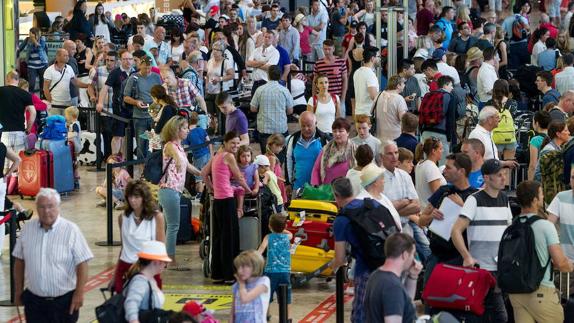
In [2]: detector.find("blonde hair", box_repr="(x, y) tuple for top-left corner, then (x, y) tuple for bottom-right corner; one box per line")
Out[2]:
(18, 79), (29, 90)
(266, 133), (285, 153)
(233, 250), (265, 277)
(65, 106), (79, 119)
(456, 5), (471, 22)
(160, 116), (188, 143)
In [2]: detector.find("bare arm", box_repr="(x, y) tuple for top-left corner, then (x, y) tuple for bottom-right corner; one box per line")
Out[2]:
(257, 235), (269, 254)
(451, 216), (475, 267)
(43, 80), (52, 102)
(200, 157), (214, 192)
(341, 72), (348, 102)
(528, 146), (538, 181)
(155, 212), (166, 242)
(5, 147), (21, 176)
(236, 281), (268, 304)
(393, 199), (421, 216)
(25, 105), (37, 133)
(96, 84), (109, 113)
(547, 213), (558, 224)
(239, 133), (250, 146)
(331, 241), (347, 270)
(368, 86), (378, 100)
(69, 261), (89, 314)
(225, 154), (252, 193)
(428, 179), (442, 195)
(195, 95), (208, 114)
(549, 244), (574, 272)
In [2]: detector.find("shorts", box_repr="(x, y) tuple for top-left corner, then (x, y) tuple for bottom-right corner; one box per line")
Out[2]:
(266, 272), (291, 303)
(495, 142), (517, 152)
(548, 0), (561, 17)
(192, 153), (210, 182)
(112, 108), (131, 137)
(112, 188), (125, 201)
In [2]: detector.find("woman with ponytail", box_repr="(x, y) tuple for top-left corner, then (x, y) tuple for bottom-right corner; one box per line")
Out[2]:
(534, 120), (570, 181)
(151, 85), (179, 134)
(414, 137), (446, 209)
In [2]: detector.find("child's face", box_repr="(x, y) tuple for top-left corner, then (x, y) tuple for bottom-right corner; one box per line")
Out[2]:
(65, 112), (76, 123)
(239, 152), (251, 165)
(398, 159), (414, 174)
(257, 165), (267, 174)
(356, 122), (370, 138)
(236, 265), (253, 281)
(269, 143), (283, 154)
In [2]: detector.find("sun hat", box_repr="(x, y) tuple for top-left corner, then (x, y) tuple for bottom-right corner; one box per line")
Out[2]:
(137, 241), (172, 262)
(254, 155), (270, 167)
(413, 48), (429, 59)
(360, 163), (385, 188)
(466, 47), (483, 62)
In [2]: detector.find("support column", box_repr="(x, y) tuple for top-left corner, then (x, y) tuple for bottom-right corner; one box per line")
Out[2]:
(375, 0), (382, 85)
(387, 7), (403, 78)
(403, 0), (409, 59)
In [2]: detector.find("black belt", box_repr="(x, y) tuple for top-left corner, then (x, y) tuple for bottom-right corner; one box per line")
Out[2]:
(28, 289), (74, 301)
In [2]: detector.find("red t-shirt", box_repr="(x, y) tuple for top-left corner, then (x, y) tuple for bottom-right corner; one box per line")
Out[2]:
(429, 72), (443, 92)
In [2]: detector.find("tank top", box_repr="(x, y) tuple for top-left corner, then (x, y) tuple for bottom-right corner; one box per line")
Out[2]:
(264, 233), (291, 273)
(120, 213), (157, 263)
(212, 151), (234, 199)
(160, 141), (188, 192)
(75, 48), (89, 76)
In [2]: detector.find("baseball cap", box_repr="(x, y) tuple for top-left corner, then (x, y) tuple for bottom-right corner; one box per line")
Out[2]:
(209, 5), (219, 16)
(431, 48), (447, 60)
(182, 301), (205, 316)
(481, 159), (503, 176)
(254, 155), (270, 167)
(350, 21), (358, 28)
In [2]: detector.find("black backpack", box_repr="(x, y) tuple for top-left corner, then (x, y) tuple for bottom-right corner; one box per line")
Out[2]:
(498, 215), (551, 293)
(340, 198), (400, 270)
(142, 151), (173, 185)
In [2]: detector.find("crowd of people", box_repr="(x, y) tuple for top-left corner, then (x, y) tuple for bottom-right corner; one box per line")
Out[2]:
(5, 0), (574, 321)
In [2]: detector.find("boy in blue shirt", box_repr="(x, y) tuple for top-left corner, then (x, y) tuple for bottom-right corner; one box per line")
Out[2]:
(183, 112), (212, 197)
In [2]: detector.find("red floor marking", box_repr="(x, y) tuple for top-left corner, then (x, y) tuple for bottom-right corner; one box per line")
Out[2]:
(299, 292), (353, 323)
(7, 266), (115, 323)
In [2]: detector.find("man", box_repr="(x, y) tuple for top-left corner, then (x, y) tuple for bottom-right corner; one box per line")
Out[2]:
(476, 47), (498, 107)
(250, 65), (293, 153)
(285, 111), (328, 193)
(555, 53), (574, 95)
(144, 26), (169, 65)
(416, 0), (435, 36)
(548, 90), (574, 122)
(536, 71), (561, 108)
(159, 66), (207, 113)
(123, 55), (162, 159)
(420, 153), (478, 282)
(421, 59), (442, 91)
(13, 188), (93, 322)
(434, 6), (455, 48)
(307, 0), (329, 62)
(475, 22), (496, 50)
(395, 112), (419, 154)
(364, 233), (422, 323)
(97, 49), (134, 156)
(278, 14), (300, 63)
(330, 0), (348, 57)
(62, 40), (80, 106)
(448, 22), (478, 55)
(461, 138), (486, 189)
(398, 59), (421, 112)
(262, 4), (281, 30)
(246, 30), (280, 95)
(451, 159), (512, 323)
(130, 35), (158, 67)
(564, 1), (574, 31)
(272, 30), (293, 82)
(127, 21), (154, 51)
(538, 38), (559, 71)
(88, 50), (117, 160)
(180, 50), (205, 97)
(509, 181), (573, 323)
(216, 92), (249, 146)
(43, 49), (88, 115)
(313, 40), (348, 112)
(432, 48), (460, 85)
(353, 46), (379, 117)
(502, 8), (530, 69)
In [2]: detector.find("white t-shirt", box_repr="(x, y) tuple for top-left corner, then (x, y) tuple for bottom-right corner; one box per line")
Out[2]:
(307, 95), (339, 134)
(415, 160), (447, 208)
(477, 62), (497, 103)
(169, 43), (184, 62)
(532, 40), (547, 66)
(437, 62), (460, 85)
(375, 91), (408, 141)
(356, 190), (403, 230)
(249, 45), (280, 82)
(290, 79), (307, 106)
(354, 66), (379, 116)
(128, 34), (155, 47)
(44, 64), (76, 106)
(469, 124), (498, 160)
(206, 57), (234, 94)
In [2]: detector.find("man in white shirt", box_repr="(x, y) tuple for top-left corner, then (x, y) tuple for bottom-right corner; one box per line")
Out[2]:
(144, 26), (169, 64)
(127, 22), (155, 51)
(43, 49), (89, 115)
(247, 30), (280, 93)
(353, 47), (379, 117)
(476, 47), (498, 107)
(307, 0), (329, 62)
(431, 48), (460, 85)
(555, 53), (574, 95)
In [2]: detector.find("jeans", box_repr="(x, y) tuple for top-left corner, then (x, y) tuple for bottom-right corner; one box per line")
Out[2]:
(27, 66), (46, 97)
(409, 220), (431, 264)
(484, 272), (509, 323)
(158, 187), (181, 256)
(133, 117), (153, 159)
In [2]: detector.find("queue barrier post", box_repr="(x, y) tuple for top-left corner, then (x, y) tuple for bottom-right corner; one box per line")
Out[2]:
(0, 210), (19, 306)
(278, 283), (291, 323)
(335, 265), (346, 323)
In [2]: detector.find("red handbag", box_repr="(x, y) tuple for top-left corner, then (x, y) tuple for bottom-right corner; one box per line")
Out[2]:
(422, 264), (496, 315)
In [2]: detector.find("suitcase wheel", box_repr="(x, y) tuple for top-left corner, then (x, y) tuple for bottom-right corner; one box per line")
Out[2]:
(199, 239), (209, 260)
(290, 275), (307, 288)
(202, 258), (210, 278)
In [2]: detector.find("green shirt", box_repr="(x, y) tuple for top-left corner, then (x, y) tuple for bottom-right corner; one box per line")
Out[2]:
(519, 214), (560, 287)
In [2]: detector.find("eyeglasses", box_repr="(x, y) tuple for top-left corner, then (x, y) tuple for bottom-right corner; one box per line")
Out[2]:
(106, 59), (116, 62)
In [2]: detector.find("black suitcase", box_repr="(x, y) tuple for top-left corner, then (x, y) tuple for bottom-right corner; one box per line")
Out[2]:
(176, 195), (193, 244)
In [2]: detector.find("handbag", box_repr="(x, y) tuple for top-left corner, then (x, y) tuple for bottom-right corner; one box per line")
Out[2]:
(369, 92), (383, 135)
(138, 281), (174, 323)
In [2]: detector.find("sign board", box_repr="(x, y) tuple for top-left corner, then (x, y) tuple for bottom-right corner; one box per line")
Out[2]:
(155, 0), (180, 12)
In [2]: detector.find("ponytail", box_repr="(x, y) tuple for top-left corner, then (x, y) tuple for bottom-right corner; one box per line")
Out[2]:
(414, 143), (424, 164)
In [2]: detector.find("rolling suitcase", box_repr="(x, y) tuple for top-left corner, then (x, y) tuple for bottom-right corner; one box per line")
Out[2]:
(239, 215), (261, 251)
(290, 244), (334, 286)
(177, 195), (193, 243)
(286, 219), (334, 250)
(560, 272), (574, 323)
(288, 200), (338, 223)
(36, 139), (74, 193)
(18, 149), (53, 197)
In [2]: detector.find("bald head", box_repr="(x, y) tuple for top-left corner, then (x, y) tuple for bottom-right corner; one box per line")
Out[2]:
(63, 40), (76, 56)
(55, 48), (70, 64)
(299, 111), (317, 139)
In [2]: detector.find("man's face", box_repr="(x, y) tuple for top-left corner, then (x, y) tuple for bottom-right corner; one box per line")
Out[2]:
(423, 67), (434, 80)
(401, 247), (416, 272)
(120, 52), (133, 69)
(443, 159), (461, 183)
(443, 81), (454, 93)
(461, 143), (478, 162)
(137, 25), (145, 35)
(218, 101), (232, 115)
(460, 23), (471, 36)
(106, 55), (117, 70)
(65, 43), (77, 56)
(535, 77), (547, 91)
(57, 50), (70, 64)
(160, 70), (176, 85)
(488, 112), (501, 129)
(281, 18), (291, 29)
(312, 1), (320, 12)
(263, 32), (274, 46)
(356, 122), (370, 139)
(133, 43), (143, 51)
(485, 170), (506, 191)
(382, 144), (399, 170)
(404, 64), (415, 77)
(271, 7), (279, 18)
(37, 195), (59, 228)
(323, 45), (335, 57)
(219, 18), (228, 26)
(446, 9), (455, 20)
(154, 27), (166, 41)
(215, 32), (227, 43)
(300, 116), (316, 139)
(139, 62), (151, 76)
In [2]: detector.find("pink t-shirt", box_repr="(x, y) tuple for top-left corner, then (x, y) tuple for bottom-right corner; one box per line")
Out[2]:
(300, 26), (313, 55)
(212, 151), (234, 199)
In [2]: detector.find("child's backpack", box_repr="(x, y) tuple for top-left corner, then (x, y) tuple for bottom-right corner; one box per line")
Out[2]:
(498, 215), (550, 294)
(419, 91), (447, 127)
(512, 14), (529, 41)
(540, 149), (565, 204)
(492, 108), (516, 144)
(339, 198), (400, 270)
(39, 115), (67, 141)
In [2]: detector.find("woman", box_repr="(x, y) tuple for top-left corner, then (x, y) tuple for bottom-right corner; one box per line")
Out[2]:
(520, 0), (532, 22)
(346, 22), (375, 53)
(488, 80), (518, 162)
(123, 241), (171, 322)
(346, 144), (374, 196)
(531, 27), (550, 66)
(201, 132), (253, 283)
(64, 0), (93, 47)
(346, 33), (365, 111)
(414, 137), (446, 209)
(205, 41), (234, 115)
(311, 118), (357, 185)
(74, 35), (95, 108)
(87, 36), (106, 70)
(18, 27), (48, 96)
(113, 180), (165, 293)
(455, 5), (473, 29)
(376, 75), (408, 142)
(89, 3), (115, 43)
(353, 0), (376, 30)
(151, 85), (178, 134)
(246, 17), (262, 60)
(168, 28), (185, 63)
(236, 23), (249, 59)
(307, 74), (341, 136)
(528, 111), (551, 180)
(494, 27), (509, 79)
(158, 116), (200, 270)
(294, 14), (313, 62)
(0, 144), (20, 256)
(557, 31), (572, 54)
(535, 120), (570, 181)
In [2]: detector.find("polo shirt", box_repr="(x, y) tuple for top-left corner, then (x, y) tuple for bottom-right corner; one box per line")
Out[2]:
(351, 135), (381, 157)
(469, 124), (498, 160)
(248, 45), (280, 82)
(382, 166), (419, 224)
(477, 62), (497, 102)
(547, 190), (574, 261)
(555, 66), (574, 95)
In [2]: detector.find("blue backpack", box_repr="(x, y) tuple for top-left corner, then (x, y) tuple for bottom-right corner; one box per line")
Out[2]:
(39, 115), (68, 141)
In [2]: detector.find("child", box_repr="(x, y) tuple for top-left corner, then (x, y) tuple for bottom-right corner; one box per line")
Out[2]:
(65, 106), (81, 189)
(254, 155), (284, 212)
(183, 112), (213, 198)
(232, 145), (261, 217)
(95, 154), (131, 209)
(231, 250), (270, 322)
(257, 214), (293, 310)
(398, 147), (415, 175)
(350, 115), (381, 157)
(264, 134), (287, 203)
(182, 300), (219, 323)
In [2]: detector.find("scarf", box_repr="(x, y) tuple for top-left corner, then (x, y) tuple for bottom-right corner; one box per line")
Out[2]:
(320, 139), (356, 181)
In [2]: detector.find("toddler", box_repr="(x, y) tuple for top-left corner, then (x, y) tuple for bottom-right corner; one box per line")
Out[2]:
(254, 155), (283, 212)
(96, 154), (131, 209)
(65, 106), (81, 189)
(232, 250), (270, 322)
(183, 112), (213, 198)
(264, 134), (287, 203)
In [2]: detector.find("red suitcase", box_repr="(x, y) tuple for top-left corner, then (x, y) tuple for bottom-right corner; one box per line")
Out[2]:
(18, 149), (53, 197)
(287, 220), (334, 251)
(422, 264), (496, 315)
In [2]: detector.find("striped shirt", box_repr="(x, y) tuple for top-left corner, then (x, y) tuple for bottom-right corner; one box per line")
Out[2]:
(313, 57), (348, 97)
(460, 190), (512, 271)
(547, 190), (574, 261)
(90, 65), (113, 113)
(12, 217), (94, 297)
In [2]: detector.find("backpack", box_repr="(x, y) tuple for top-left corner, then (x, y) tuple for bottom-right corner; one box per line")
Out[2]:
(498, 215), (551, 293)
(39, 115), (68, 141)
(461, 66), (478, 103)
(512, 14), (529, 41)
(492, 108), (516, 144)
(142, 150), (173, 185)
(312, 94), (338, 114)
(419, 91), (446, 127)
(539, 149), (565, 204)
(120, 73), (139, 116)
(339, 198), (400, 270)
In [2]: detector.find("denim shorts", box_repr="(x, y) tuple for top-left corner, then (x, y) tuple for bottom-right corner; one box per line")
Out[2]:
(495, 142), (518, 153)
(265, 272), (291, 303)
(192, 153), (210, 181)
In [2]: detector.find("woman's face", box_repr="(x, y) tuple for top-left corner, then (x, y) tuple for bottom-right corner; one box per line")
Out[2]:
(359, 25), (367, 35)
(128, 194), (143, 210)
(178, 122), (190, 140)
(225, 137), (241, 154)
(558, 127), (571, 142)
(212, 48), (223, 60)
(432, 142), (443, 159)
(270, 143), (283, 154)
(317, 77), (329, 92)
(96, 38), (105, 50)
(239, 151), (251, 165)
(366, 1), (374, 10)
(80, 2), (87, 13)
(97, 6), (104, 15)
(332, 128), (349, 145)
(542, 31), (550, 42)
(237, 24), (244, 36)
(522, 3), (530, 13)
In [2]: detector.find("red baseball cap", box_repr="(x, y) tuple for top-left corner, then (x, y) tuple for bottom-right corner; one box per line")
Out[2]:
(182, 301), (205, 316)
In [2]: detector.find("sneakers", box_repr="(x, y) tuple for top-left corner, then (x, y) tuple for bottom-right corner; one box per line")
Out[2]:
(114, 202), (125, 210)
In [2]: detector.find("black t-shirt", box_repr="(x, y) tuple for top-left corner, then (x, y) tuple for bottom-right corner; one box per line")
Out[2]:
(365, 270), (416, 323)
(105, 67), (131, 111)
(427, 184), (478, 262)
(154, 105), (178, 134)
(0, 86), (33, 132)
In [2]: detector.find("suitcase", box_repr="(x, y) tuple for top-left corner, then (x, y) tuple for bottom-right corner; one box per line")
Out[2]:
(290, 244), (334, 277)
(288, 200), (338, 223)
(18, 149), (53, 197)
(422, 264), (496, 316)
(78, 132), (101, 166)
(36, 139), (74, 193)
(239, 215), (261, 251)
(286, 219), (334, 250)
(177, 195), (193, 244)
